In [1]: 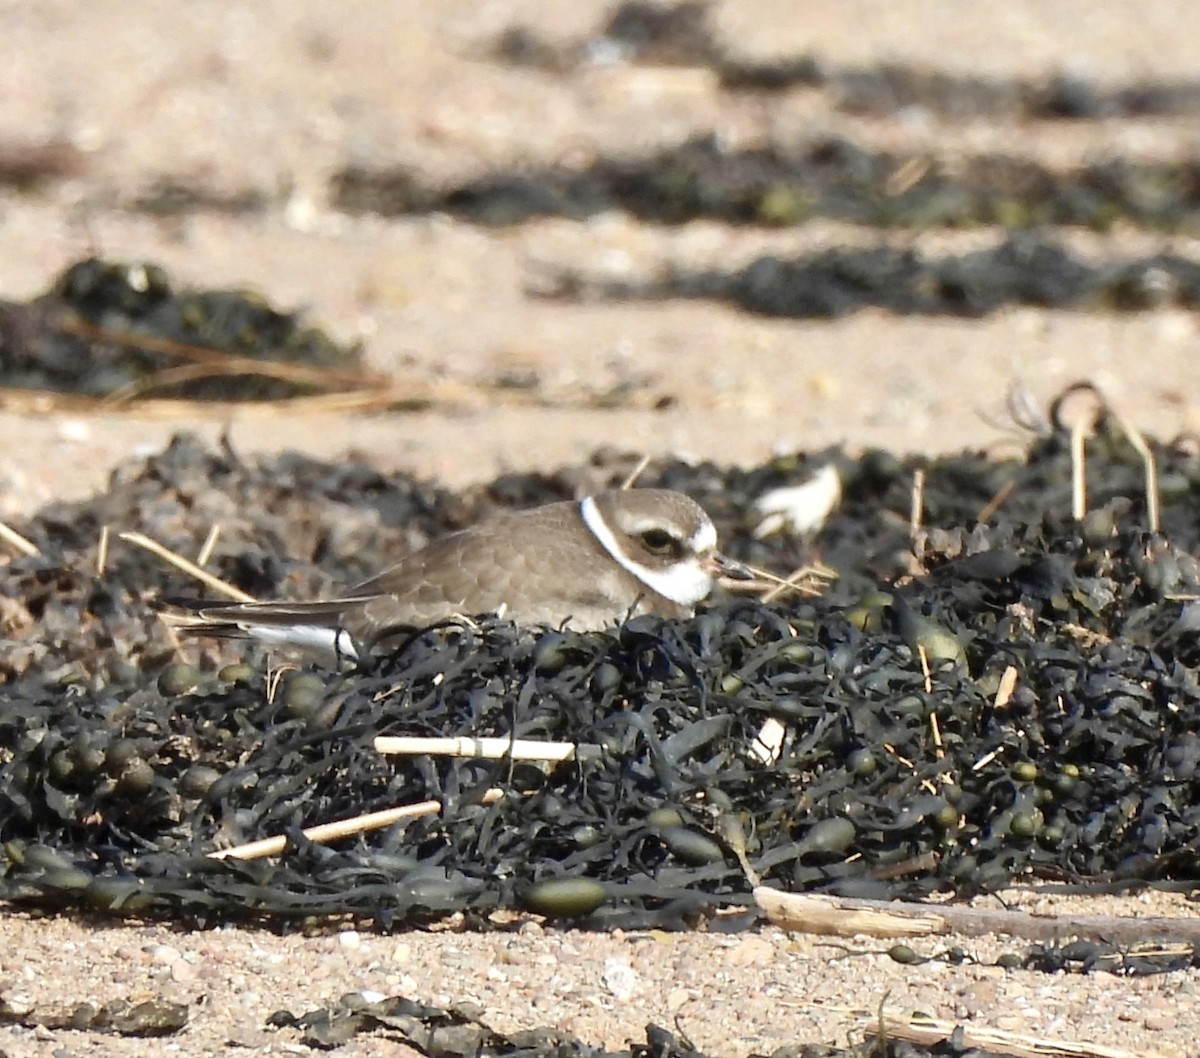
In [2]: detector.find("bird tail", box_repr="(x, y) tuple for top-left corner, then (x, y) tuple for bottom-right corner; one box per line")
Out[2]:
(156, 597), (361, 658)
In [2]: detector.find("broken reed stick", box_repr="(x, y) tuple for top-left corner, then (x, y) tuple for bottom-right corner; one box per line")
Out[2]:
(755, 886), (943, 938)
(754, 885), (1200, 945)
(0, 518), (41, 557)
(909, 467), (925, 539)
(373, 735), (600, 763)
(118, 530), (255, 602)
(861, 1012), (1169, 1058)
(209, 788), (506, 861)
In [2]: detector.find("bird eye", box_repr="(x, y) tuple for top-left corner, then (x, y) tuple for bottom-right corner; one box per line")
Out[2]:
(640, 528), (677, 554)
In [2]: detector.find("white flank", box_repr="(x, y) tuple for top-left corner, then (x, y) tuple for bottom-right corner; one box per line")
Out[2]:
(243, 623), (358, 661)
(579, 497), (713, 608)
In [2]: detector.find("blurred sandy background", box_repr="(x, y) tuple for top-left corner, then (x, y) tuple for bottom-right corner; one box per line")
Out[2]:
(1, 0), (1199, 517)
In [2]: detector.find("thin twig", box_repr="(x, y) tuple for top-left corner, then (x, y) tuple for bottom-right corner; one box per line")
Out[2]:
(619, 454), (652, 490)
(917, 644), (933, 695)
(881, 742), (914, 770)
(0, 519), (40, 557)
(928, 709), (943, 760)
(196, 523), (221, 567)
(119, 531), (255, 602)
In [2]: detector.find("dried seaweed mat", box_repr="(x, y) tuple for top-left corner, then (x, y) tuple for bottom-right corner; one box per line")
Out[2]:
(3, 419), (1200, 938)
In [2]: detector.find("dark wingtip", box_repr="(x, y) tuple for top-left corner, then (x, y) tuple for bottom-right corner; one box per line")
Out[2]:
(153, 597), (250, 639)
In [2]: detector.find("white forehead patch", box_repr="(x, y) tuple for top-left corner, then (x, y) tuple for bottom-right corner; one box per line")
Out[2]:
(690, 518), (717, 554)
(580, 496), (715, 608)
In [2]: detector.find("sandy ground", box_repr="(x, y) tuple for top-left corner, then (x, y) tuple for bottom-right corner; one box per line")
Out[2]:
(3, 2), (1200, 1055)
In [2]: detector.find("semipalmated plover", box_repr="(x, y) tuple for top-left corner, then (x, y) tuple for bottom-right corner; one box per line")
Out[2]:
(165, 489), (742, 659)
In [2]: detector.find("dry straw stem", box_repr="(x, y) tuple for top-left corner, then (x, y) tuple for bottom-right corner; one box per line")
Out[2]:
(1056, 383), (1103, 522)
(0, 518), (41, 557)
(209, 789), (505, 861)
(754, 886), (1200, 945)
(1110, 408), (1160, 533)
(118, 530), (255, 602)
(976, 477), (1016, 522)
(196, 523), (221, 567)
(762, 563), (838, 603)
(730, 561), (837, 604)
(859, 1011), (1170, 1058)
(373, 735), (601, 763)
(68, 320), (668, 411)
(0, 379), (656, 417)
(264, 662), (296, 706)
(0, 375), (428, 415)
(1070, 419), (1089, 520)
(60, 319), (390, 392)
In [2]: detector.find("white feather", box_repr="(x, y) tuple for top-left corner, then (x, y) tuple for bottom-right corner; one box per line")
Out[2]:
(753, 464), (841, 538)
